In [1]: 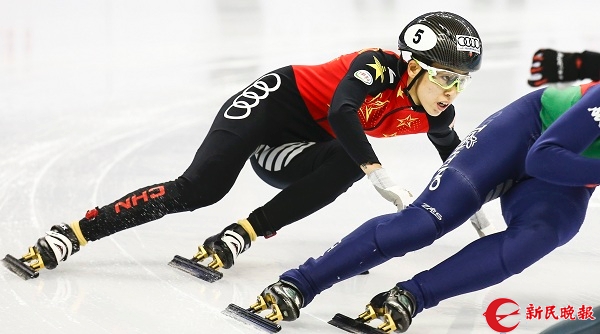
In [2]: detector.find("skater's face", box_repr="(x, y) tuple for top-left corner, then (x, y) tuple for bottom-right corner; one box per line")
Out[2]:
(407, 60), (468, 117)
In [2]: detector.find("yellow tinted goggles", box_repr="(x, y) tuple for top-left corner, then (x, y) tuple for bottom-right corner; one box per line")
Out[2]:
(414, 59), (472, 92)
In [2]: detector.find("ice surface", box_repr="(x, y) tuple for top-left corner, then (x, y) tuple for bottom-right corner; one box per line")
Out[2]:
(1, 1), (599, 333)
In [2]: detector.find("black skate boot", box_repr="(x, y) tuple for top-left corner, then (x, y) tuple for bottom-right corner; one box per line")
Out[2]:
(3, 223), (81, 279)
(169, 220), (256, 282)
(223, 280), (302, 332)
(223, 281), (304, 333)
(253, 280), (303, 322)
(329, 286), (415, 333)
(194, 221), (254, 270)
(365, 286), (416, 333)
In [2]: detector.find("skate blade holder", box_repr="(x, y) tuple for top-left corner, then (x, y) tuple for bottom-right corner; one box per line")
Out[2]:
(168, 254), (223, 283)
(328, 305), (394, 333)
(223, 298), (282, 333)
(2, 252), (40, 280)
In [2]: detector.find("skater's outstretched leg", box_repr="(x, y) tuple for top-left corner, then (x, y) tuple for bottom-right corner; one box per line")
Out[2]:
(4, 178), (193, 278)
(5, 126), (262, 279)
(186, 140), (363, 272)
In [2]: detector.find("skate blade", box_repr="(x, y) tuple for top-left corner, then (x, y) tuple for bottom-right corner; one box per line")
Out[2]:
(328, 313), (387, 334)
(168, 255), (223, 283)
(223, 303), (282, 333)
(2, 254), (39, 280)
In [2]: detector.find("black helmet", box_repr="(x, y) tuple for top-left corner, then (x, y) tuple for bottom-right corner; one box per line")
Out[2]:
(398, 11), (482, 73)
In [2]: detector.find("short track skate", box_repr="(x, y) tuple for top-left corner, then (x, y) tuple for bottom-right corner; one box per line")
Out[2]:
(168, 246), (223, 283)
(328, 305), (397, 333)
(3, 248), (42, 280)
(222, 297), (282, 333)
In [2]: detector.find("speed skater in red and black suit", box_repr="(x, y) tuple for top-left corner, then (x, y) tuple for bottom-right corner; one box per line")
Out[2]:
(3, 11), (489, 282)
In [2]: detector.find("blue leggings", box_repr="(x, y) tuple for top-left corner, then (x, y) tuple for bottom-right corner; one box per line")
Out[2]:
(279, 88), (594, 314)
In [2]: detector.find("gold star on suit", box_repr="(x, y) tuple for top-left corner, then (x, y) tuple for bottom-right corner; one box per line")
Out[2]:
(397, 115), (418, 128)
(397, 85), (404, 98)
(367, 56), (386, 83)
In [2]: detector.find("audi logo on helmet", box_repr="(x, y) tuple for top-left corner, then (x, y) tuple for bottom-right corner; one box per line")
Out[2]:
(456, 35), (481, 54)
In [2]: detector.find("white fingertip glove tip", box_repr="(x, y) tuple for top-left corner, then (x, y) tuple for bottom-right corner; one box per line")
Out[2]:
(390, 186), (414, 211)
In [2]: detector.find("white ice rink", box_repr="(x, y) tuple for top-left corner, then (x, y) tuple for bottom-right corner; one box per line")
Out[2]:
(1, 1), (600, 333)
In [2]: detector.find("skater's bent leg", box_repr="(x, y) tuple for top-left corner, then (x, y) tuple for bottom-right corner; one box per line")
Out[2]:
(249, 140), (363, 237)
(182, 129), (260, 207)
(399, 181), (591, 315)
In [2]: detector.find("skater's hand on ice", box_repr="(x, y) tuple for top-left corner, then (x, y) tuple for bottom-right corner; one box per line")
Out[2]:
(367, 168), (413, 211)
(528, 49), (581, 87)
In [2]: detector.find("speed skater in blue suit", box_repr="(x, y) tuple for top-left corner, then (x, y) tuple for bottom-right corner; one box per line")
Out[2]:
(240, 76), (600, 332)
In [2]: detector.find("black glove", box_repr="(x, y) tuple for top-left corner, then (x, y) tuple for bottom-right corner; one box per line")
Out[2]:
(527, 49), (580, 87)
(528, 49), (600, 87)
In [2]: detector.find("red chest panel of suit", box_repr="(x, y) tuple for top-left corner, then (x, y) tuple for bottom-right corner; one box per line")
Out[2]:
(293, 51), (430, 138)
(361, 99), (429, 137)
